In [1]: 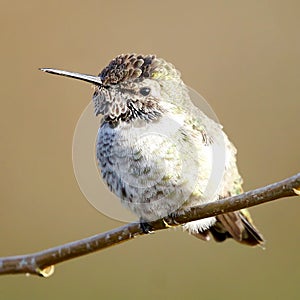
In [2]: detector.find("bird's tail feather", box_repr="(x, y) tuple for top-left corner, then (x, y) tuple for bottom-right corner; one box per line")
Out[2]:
(211, 210), (265, 246)
(191, 210), (265, 247)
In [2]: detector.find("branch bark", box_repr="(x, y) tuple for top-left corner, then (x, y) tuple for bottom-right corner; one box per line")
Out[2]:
(1, 173), (299, 277)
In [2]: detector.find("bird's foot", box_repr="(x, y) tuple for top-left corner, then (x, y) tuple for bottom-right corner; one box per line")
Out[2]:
(163, 213), (180, 228)
(163, 219), (174, 228)
(140, 220), (154, 234)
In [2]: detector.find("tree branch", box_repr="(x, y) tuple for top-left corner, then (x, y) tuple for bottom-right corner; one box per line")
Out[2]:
(1, 173), (299, 277)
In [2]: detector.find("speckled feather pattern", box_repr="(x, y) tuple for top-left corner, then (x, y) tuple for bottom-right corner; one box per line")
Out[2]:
(99, 54), (158, 85)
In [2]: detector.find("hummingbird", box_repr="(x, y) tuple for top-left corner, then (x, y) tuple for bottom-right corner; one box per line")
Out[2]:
(41, 54), (264, 246)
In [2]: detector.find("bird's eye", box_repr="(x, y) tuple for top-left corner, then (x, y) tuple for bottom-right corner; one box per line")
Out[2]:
(139, 87), (151, 96)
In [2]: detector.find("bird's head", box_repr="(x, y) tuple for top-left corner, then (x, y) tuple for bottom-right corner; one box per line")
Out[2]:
(41, 54), (184, 124)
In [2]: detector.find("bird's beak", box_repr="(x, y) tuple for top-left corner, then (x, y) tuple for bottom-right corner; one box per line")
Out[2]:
(39, 68), (103, 86)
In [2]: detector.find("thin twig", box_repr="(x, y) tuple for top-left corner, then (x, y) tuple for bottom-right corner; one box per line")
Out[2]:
(0, 173), (299, 277)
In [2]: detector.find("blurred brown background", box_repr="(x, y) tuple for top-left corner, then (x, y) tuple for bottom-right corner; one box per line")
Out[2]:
(1, 1), (299, 299)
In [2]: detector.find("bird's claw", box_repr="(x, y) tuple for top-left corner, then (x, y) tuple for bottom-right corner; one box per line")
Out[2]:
(163, 213), (180, 228)
(140, 220), (154, 234)
(163, 219), (174, 228)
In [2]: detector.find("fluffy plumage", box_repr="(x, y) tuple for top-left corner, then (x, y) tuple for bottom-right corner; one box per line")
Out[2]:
(95, 54), (264, 246)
